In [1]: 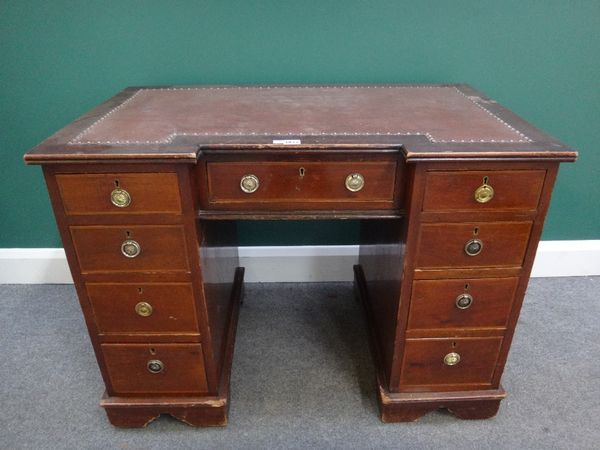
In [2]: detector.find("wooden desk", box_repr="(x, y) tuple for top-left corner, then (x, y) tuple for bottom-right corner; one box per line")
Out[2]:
(25, 85), (576, 426)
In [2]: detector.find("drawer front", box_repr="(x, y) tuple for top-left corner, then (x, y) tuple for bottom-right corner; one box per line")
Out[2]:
(415, 221), (532, 269)
(422, 170), (545, 212)
(56, 172), (182, 215)
(206, 161), (397, 208)
(87, 283), (198, 334)
(400, 337), (503, 389)
(71, 225), (190, 274)
(407, 277), (519, 331)
(102, 343), (208, 394)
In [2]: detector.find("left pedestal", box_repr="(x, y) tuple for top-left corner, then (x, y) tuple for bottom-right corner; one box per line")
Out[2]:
(41, 164), (242, 428)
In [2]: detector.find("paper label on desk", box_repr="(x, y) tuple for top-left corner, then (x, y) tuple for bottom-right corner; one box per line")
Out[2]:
(272, 139), (301, 145)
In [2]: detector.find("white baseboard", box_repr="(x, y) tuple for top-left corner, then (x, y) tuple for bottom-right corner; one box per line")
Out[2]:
(1, 241), (599, 284)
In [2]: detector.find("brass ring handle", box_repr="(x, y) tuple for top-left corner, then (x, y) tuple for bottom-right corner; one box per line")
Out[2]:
(455, 293), (473, 309)
(464, 238), (483, 256)
(444, 352), (461, 366)
(135, 302), (153, 317)
(474, 183), (494, 203)
(121, 239), (141, 258)
(147, 359), (164, 374)
(110, 188), (131, 208)
(345, 173), (365, 192)
(240, 174), (259, 193)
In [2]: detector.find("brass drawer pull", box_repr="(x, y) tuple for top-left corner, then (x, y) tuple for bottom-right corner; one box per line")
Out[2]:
(464, 238), (483, 256)
(121, 239), (141, 258)
(147, 359), (164, 374)
(455, 293), (473, 309)
(110, 188), (131, 207)
(345, 173), (365, 192)
(240, 174), (259, 193)
(474, 177), (494, 203)
(135, 302), (153, 317)
(444, 352), (461, 366)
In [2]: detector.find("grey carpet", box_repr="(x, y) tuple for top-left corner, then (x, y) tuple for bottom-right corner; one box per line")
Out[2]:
(0, 278), (599, 450)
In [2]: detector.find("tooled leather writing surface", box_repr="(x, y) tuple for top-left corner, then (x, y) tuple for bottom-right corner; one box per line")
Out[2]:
(24, 84), (577, 163)
(71, 86), (527, 145)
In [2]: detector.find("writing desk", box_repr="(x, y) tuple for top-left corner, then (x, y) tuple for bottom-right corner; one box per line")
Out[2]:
(25, 85), (576, 426)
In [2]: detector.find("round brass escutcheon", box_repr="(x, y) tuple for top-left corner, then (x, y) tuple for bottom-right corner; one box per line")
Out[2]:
(464, 238), (483, 257)
(455, 293), (474, 309)
(121, 239), (141, 258)
(240, 174), (259, 193)
(110, 188), (131, 208)
(474, 184), (494, 203)
(147, 359), (164, 374)
(345, 173), (365, 192)
(135, 301), (153, 317)
(444, 352), (461, 366)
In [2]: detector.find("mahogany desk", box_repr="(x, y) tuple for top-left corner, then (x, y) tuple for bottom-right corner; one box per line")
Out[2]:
(24, 85), (576, 427)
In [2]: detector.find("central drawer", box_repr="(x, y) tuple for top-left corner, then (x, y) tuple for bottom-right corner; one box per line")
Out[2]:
(205, 160), (398, 209)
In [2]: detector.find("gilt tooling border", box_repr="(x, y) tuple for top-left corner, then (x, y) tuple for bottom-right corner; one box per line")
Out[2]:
(69, 86), (532, 145)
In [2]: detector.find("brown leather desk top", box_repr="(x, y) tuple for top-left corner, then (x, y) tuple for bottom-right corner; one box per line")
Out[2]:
(24, 84), (576, 163)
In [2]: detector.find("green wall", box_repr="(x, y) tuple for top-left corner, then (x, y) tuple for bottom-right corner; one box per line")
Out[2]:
(1, 0), (598, 247)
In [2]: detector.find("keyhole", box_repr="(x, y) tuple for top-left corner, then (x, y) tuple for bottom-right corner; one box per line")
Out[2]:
(483, 176), (489, 185)
(464, 283), (470, 290)
(149, 348), (156, 355)
(299, 167), (305, 178)
(452, 342), (457, 348)
(114, 179), (120, 187)
(473, 227), (479, 236)
(138, 287), (143, 294)
(126, 230), (131, 238)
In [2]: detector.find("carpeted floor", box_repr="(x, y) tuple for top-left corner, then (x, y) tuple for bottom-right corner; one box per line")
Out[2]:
(0, 278), (598, 449)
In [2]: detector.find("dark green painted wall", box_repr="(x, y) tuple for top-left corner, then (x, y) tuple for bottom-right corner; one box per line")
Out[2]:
(1, 1), (598, 247)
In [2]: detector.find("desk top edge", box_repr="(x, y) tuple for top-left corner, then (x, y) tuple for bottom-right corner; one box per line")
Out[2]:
(24, 84), (577, 164)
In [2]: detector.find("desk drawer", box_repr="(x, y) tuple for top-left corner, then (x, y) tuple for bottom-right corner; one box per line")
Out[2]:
(422, 170), (545, 212)
(415, 221), (532, 269)
(71, 225), (190, 274)
(87, 283), (198, 334)
(400, 337), (503, 390)
(407, 277), (519, 332)
(206, 161), (397, 209)
(102, 343), (208, 394)
(56, 172), (182, 215)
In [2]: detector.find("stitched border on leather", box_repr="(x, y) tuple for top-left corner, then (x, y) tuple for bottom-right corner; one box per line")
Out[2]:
(69, 86), (532, 145)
